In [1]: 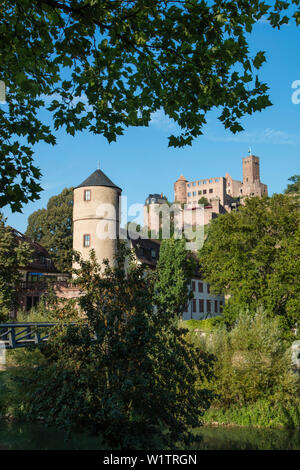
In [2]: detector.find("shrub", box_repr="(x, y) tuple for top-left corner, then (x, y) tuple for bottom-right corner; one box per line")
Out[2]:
(197, 311), (300, 425)
(7, 245), (214, 449)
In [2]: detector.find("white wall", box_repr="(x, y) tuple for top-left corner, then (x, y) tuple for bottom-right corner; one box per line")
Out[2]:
(182, 278), (224, 320)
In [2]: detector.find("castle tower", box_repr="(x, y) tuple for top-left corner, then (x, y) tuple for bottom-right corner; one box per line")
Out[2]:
(243, 154), (260, 185)
(174, 174), (187, 204)
(242, 153), (268, 198)
(73, 169), (122, 270)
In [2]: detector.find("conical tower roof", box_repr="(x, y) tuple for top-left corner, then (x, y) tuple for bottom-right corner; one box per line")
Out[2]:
(177, 174), (187, 182)
(76, 169), (121, 191)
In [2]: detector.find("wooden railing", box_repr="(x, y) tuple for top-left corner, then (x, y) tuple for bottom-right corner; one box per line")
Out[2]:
(0, 322), (93, 349)
(0, 323), (58, 349)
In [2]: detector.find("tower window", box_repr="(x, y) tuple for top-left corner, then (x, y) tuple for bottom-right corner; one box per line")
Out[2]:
(83, 234), (90, 247)
(84, 190), (91, 201)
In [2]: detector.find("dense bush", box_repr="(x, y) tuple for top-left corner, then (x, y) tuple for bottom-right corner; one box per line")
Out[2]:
(196, 311), (300, 427)
(4, 244), (214, 449)
(204, 399), (300, 428)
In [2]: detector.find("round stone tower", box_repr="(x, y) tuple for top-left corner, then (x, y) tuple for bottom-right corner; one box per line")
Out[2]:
(174, 174), (187, 204)
(73, 169), (122, 270)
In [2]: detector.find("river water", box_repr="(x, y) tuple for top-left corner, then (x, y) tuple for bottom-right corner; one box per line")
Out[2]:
(0, 421), (299, 450)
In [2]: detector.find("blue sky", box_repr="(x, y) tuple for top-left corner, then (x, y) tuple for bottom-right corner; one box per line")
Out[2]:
(2, 18), (300, 233)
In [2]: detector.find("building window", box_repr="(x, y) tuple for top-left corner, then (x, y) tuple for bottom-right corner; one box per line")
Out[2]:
(193, 299), (197, 313)
(215, 178), (219, 182)
(199, 299), (204, 313)
(198, 282), (203, 292)
(193, 182), (196, 186)
(209, 188), (213, 193)
(187, 192), (191, 197)
(220, 301), (223, 312)
(198, 190), (202, 195)
(215, 300), (218, 313)
(193, 191), (196, 196)
(198, 181), (201, 185)
(209, 179), (213, 183)
(151, 249), (156, 259)
(207, 283), (210, 293)
(84, 190), (91, 201)
(187, 184), (191, 187)
(203, 180), (207, 184)
(192, 281), (196, 291)
(207, 300), (211, 313)
(83, 234), (90, 247)
(203, 189), (207, 194)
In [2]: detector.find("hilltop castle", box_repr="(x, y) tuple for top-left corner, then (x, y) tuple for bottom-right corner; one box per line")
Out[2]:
(174, 153), (267, 206)
(144, 153), (268, 230)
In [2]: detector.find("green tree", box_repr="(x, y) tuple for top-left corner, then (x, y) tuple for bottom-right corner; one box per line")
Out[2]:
(11, 244), (213, 449)
(199, 311), (300, 427)
(285, 175), (300, 195)
(26, 187), (73, 273)
(1, 1), (300, 211)
(198, 197), (209, 206)
(198, 194), (300, 334)
(0, 213), (33, 320)
(155, 237), (195, 317)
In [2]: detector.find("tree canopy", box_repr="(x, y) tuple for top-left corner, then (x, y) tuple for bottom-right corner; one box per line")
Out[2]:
(198, 194), (300, 335)
(285, 175), (300, 195)
(1, 0), (300, 211)
(155, 237), (195, 317)
(25, 187), (73, 273)
(0, 213), (33, 320)
(13, 244), (214, 448)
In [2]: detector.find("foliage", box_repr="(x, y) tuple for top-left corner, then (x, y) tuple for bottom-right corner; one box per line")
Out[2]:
(198, 194), (300, 334)
(197, 311), (299, 417)
(155, 237), (196, 317)
(26, 188), (73, 273)
(16, 286), (78, 322)
(285, 175), (300, 195)
(0, 213), (34, 320)
(7, 244), (214, 449)
(0, 349), (47, 419)
(1, 1), (300, 210)
(203, 398), (300, 429)
(183, 316), (223, 333)
(198, 197), (209, 206)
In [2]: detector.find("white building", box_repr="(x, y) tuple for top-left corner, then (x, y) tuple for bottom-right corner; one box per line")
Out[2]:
(182, 278), (224, 320)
